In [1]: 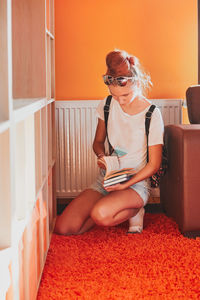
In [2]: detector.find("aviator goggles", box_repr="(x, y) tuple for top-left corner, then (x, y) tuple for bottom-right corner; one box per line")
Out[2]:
(103, 75), (135, 87)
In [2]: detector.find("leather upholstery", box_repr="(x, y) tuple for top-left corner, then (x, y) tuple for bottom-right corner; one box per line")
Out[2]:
(186, 86), (200, 124)
(160, 124), (200, 233)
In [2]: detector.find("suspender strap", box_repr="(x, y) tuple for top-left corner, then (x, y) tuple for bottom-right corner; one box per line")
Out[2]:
(145, 104), (156, 162)
(104, 95), (113, 155)
(104, 95), (112, 131)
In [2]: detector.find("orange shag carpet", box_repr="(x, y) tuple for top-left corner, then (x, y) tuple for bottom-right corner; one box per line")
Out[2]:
(37, 213), (200, 299)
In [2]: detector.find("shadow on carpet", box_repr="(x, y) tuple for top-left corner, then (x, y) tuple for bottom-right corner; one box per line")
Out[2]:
(37, 213), (200, 299)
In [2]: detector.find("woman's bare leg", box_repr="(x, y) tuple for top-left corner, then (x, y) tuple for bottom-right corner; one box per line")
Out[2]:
(91, 188), (144, 227)
(54, 189), (103, 235)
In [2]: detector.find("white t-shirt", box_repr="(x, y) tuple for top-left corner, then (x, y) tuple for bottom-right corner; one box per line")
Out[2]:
(96, 97), (164, 172)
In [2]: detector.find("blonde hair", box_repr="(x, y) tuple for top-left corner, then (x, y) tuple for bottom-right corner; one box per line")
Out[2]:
(105, 49), (152, 95)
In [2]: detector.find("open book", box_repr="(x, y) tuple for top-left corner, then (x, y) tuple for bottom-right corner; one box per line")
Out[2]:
(98, 156), (135, 187)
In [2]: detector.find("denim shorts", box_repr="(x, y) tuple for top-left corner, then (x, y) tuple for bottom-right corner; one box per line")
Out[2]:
(90, 169), (151, 206)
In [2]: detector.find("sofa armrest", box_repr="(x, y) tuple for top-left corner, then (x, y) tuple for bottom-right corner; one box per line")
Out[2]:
(160, 124), (200, 233)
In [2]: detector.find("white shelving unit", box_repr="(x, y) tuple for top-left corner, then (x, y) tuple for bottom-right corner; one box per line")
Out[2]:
(0, 130), (11, 248)
(0, 0), (56, 299)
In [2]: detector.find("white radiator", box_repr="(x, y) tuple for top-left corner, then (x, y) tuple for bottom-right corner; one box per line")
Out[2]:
(56, 99), (182, 198)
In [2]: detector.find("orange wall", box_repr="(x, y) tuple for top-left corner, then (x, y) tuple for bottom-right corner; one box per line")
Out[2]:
(55, 0), (198, 100)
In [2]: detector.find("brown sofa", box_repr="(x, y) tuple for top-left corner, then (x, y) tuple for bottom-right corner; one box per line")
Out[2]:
(160, 86), (200, 235)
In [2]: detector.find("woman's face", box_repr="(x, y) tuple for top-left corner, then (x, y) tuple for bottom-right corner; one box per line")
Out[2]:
(108, 81), (138, 106)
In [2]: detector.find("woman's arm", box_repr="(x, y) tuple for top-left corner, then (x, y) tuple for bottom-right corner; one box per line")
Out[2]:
(105, 144), (162, 191)
(93, 118), (107, 158)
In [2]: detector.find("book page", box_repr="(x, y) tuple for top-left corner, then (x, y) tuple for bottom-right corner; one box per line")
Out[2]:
(104, 168), (135, 180)
(100, 156), (120, 175)
(98, 156), (135, 181)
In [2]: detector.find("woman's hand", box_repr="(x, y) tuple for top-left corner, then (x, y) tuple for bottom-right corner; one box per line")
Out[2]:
(97, 158), (106, 169)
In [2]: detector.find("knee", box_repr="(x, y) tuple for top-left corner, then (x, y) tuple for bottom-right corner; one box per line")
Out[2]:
(91, 205), (111, 226)
(54, 224), (68, 236)
(54, 216), (81, 235)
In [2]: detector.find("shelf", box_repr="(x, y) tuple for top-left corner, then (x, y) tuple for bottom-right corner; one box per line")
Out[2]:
(41, 107), (48, 181)
(24, 115), (36, 210)
(50, 0), (55, 35)
(1, 0), (56, 298)
(11, 219), (27, 247)
(47, 104), (52, 168)
(35, 110), (42, 195)
(48, 163), (56, 234)
(11, 197), (40, 246)
(0, 0), (10, 122)
(13, 98), (46, 123)
(48, 171), (53, 231)
(0, 247), (11, 300)
(51, 39), (55, 99)
(47, 102), (56, 168)
(46, 0), (50, 31)
(52, 163), (57, 228)
(46, 0), (55, 36)
(12, 0), (46, 99)
(0, 130), (11, 248)
(42, 181), (49, 257)
(46, 35), (51, 100)
(0, 247), (11, 259)
(0, 120), (11, 134)
(14, 121), (26, 220)
(47, 98), (55, 104)
(46, 2), (55, 108)
(51, 102), (56, 161)
(15, 116), (36, 220)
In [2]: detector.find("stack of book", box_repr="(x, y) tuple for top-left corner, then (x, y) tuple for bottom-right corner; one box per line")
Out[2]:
(103, 169), (134, 187)
(98, 156), (135, 187)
